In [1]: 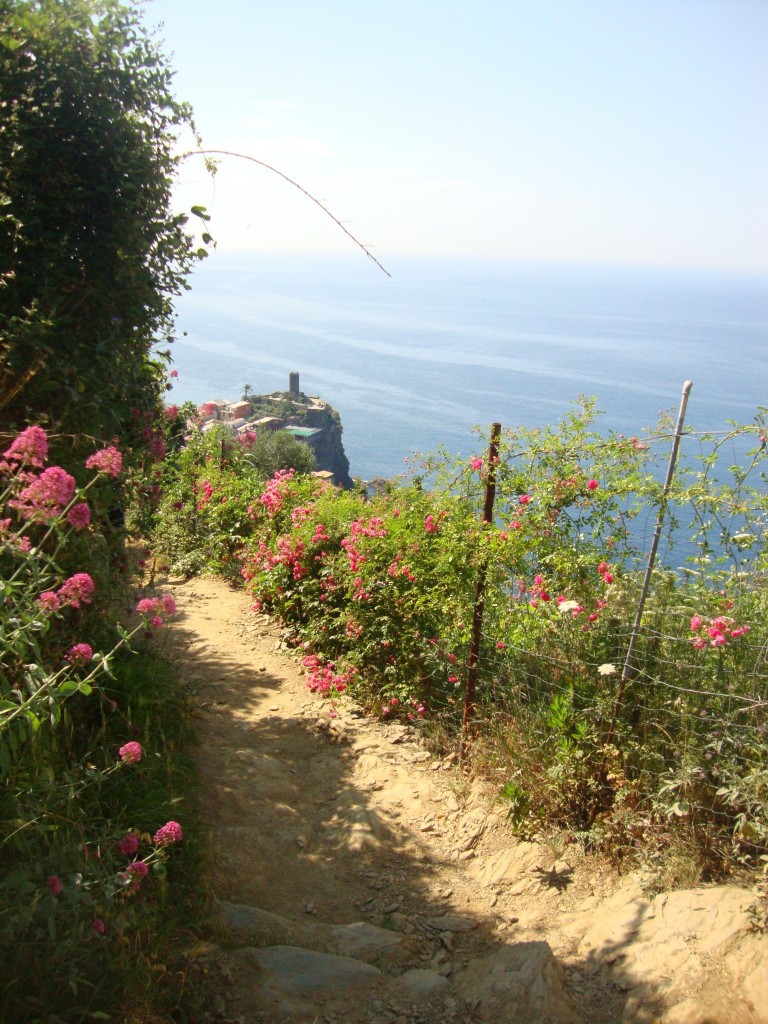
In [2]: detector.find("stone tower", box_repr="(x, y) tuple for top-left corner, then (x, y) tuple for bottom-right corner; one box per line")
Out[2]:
(289, 372), (300, 397)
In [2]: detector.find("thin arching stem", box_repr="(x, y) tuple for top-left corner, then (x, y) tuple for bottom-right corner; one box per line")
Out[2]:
(179, 148), (391, 278)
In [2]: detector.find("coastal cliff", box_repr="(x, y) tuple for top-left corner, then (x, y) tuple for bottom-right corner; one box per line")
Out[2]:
(200, 374), (353, 488)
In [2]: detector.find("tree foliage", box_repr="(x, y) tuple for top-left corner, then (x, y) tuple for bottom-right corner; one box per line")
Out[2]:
(0, 0), (205, 449)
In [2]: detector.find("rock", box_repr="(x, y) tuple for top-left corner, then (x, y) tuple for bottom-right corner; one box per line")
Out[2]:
(228, 945), (381, 1016)
(395, 969), (450, 998)
(570, 881), (768, 1023)
(455, 941), (574, 1023)
(424, 914), (478, 932)
(216, 900), (414, 966)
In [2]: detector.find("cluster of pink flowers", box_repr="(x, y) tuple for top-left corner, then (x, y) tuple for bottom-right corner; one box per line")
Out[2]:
(387, 556), (417, 583)
(243, 536), (308, 583)
(302, 653), (355, 695)
(258, 468), (296, 517)
(84, 445), (123, 479)
(1, 425), (49, 470)
(424, 511), (447, 535)
(528, 574), (551, 608)
(65, 642), (93, 665)
(0, 516), (31, 553)
(196, 479), (214, 509)
(135, 593), (176, 628)
(597, 561), (615, 585)
(39, 572), (95, 612)
(116, 832), (140, 855)
(236, 430), (257, 448)
(689, 614), (750, 650)
(66, 502), (91, 530)
(11, 465), (77, 522)
(381, 695), (427, 720)
(118, 741), (143, 764)
(148, 431), (166, 462)
(471, 456), (484, 471)
(153, 820), (183, 845)
(311, 522), (330, 545)
(290, 505), (313, 525)
(122, 860), (148, 888)
(617, 435), (646, 451)
(340, 517), (387, 573)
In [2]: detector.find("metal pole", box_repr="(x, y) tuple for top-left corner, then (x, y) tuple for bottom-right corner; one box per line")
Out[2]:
(605, 380), (693, 749)
(462, 423), (502, 748)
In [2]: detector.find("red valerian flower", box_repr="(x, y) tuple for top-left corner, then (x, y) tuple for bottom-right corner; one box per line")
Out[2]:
(153, 820), (183, 846)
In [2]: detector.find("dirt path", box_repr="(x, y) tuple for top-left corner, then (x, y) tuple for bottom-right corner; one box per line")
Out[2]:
(163, 576), (766, 1024)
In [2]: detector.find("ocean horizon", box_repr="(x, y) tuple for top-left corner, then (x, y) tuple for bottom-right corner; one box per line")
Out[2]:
(164, 253), (767, 481)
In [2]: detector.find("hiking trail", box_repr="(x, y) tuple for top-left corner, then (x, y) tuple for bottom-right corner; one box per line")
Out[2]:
(164, 575), (767, 1024)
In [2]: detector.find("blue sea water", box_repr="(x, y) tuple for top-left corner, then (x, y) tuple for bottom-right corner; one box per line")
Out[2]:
(165, 253), (767, 482)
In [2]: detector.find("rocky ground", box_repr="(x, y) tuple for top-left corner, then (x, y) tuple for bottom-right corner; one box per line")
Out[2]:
(163, 576), (767, 1024)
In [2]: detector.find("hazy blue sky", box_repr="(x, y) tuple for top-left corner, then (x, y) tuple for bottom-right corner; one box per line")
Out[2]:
(144, 0), (767, 273)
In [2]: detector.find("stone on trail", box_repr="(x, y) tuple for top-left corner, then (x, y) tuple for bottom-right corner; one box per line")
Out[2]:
(228, 945), (382, 1017)
(216, 899), (415, 966)
(455, 941), (574, 1024)
(395, 968), (450, 998)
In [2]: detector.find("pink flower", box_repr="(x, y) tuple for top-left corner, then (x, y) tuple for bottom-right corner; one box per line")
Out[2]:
(424, 514), (439, 534)
(47, 875), (62, 895)
(85, 446), (123, 478)
(118, 741), (143, 764)
(153, 821), (183, 846)
(170, 369), (179, 378)
(495, 641), (506, 649)
(92, 918), (106, 934)
(123, 860), (148, 887)
(3, 426), (48, 468)
(161, 594), (176, 615)
(598, 561), (609, 575)
(57, 573), (94, 608)
(13, 466), (76, 521)
(603, 572), (614, 584)
(116, 833), (140, 855)
(65, 642), (93, 665)
(690, 615), (703, 632)
(519, 494), (531, 505)
(67, 502), (91, 529)
(587, 479), (599, 491)
(38, 591), (61, 611)
(471, 457), (483, 471)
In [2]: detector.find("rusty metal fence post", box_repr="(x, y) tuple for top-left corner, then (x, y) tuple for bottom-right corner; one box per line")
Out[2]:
(462, 422), (502, 751)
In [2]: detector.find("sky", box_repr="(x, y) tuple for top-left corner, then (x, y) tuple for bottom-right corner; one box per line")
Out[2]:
(143, 0), (768, 274)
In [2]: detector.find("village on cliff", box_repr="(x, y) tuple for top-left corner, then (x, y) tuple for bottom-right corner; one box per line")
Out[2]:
(193, 372), (353, 488)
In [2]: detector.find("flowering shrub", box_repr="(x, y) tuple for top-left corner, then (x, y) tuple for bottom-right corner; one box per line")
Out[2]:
(159, 399), (768, 871)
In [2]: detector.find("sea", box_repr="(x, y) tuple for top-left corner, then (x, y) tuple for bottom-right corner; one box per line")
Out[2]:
(164, 253), (767, 484)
